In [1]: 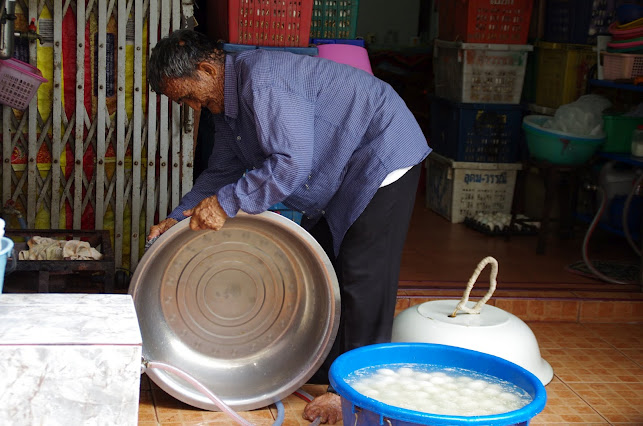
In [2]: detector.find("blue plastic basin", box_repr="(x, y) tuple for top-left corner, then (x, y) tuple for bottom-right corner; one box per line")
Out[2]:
(329, 343), (547, 426)
(523, 115), (605, 165)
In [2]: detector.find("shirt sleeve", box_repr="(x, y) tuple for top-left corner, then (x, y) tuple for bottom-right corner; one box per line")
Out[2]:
(167, 115), (246, 221)
(217, 86), (315, 216)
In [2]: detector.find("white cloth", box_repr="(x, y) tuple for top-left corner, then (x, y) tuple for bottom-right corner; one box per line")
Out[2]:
(380, 166), (412, 187)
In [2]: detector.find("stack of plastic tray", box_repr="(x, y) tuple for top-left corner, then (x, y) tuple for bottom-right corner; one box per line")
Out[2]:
(428, 0), (534, 225)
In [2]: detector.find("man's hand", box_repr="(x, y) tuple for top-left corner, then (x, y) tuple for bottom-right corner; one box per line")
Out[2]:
(184, 195), (228, 231)
(303, 392), (342, 424)
(147, 217), (178, 241)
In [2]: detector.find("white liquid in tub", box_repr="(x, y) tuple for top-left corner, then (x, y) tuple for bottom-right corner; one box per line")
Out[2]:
(347, 364), (533, 417)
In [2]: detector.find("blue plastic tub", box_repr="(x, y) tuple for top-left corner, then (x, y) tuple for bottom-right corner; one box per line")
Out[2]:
(522, 115), (605, 165)
(329, 343), (547, 426)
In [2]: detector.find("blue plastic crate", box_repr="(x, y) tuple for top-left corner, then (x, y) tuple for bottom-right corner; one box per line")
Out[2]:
(310, 0), (360, 39)
(310, 38), (365, 47)
(544, 0), (617, 45)
(221, 43), (318, 56)
(429, 96), (524, 163)
(269, 203), (303, 225)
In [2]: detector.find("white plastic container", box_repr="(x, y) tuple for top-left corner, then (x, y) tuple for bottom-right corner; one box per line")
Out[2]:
(632, 124), (643, 157)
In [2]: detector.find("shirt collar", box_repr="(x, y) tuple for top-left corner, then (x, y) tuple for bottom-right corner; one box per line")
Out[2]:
(224, 54), (239, 120)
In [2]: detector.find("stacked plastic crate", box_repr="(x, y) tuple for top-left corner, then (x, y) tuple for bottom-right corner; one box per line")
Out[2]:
(209, 0), (314, 48)
(426, 0), (534, 224)
(527, 0), (615, 111)
(594, 2), (643, 155)
(206, 0), (323, 224)
(601, 3), (643, 154)
(309, 1), (363, 47)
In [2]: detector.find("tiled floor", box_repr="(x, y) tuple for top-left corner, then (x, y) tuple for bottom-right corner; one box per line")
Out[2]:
(137, 322), (643, 425)
(137, 196), (643, 425)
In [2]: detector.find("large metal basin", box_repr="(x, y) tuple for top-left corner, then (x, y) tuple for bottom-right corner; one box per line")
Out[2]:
(129, 212), (340, 411)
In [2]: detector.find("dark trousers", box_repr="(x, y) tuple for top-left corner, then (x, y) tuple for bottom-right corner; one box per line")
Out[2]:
(307, 163), (421, 384)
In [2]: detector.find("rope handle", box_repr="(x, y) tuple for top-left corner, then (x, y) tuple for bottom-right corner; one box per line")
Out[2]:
(449, 256), (498, 318)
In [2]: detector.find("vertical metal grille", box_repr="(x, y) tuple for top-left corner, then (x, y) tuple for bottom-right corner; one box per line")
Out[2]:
(0, 0), (195, 273)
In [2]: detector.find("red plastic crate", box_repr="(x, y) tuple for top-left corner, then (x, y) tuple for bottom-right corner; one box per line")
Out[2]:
(210, 0), (314, 47)
(438, 0), (534, 44)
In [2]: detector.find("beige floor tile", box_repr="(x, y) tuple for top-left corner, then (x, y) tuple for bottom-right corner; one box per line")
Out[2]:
(529, 322), (612, 349)
(531, 380), (607, 424)
(137, 390), (157, 423)
(541, 348), (643, 384)
(620, 348), (643, 367)
(568, 382), (643, 424)
(581, 323), (643, 349)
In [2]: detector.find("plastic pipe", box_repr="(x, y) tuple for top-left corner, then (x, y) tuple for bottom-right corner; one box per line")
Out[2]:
(294, 388), (321, 425)
(622, 172), (643, 257)
(294, 388), (315, 402)
(582, 186), (630, 285)
(144, 360), (290, 426)
(0, 0), (16, 59)
(273, 400), (285, 426)
(144, 361), (253, 426)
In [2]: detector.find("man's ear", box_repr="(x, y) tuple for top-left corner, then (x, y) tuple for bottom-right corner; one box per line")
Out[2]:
(197, 61), (218, 79)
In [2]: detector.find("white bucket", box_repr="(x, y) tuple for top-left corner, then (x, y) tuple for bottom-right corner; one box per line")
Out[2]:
(0, 237), (15, 293)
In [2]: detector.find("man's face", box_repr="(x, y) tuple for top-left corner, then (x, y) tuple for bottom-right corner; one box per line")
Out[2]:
(161, 67), (222, 114)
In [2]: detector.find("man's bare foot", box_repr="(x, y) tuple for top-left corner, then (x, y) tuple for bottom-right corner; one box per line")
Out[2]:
(302, 392), (342, 424)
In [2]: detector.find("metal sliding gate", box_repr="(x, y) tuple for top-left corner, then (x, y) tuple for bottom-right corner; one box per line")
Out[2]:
(0, 0), (195, 272)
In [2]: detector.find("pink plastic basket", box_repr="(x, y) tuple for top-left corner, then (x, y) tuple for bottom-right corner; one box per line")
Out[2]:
(602, 52), (643, 80)
(0, 58), (47, 110)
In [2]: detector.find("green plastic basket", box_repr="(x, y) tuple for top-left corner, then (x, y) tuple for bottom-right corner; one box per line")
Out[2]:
(310, 0), (359, 39)
(602, 113), (643, 153)
(523, 115), (605, 165)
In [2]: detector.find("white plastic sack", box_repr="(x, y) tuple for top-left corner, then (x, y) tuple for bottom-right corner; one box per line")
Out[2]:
(624, 103), (643, 117)
(543, 95), (612, 136)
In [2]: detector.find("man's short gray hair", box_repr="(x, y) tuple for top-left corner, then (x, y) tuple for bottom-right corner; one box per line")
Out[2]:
(148, 29), (222, 93)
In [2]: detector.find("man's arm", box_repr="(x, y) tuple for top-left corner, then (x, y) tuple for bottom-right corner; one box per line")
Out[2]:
(216, 86), (315, 216)
(167, 115), (246, 222)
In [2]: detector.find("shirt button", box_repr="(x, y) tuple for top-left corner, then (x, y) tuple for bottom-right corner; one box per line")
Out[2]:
(321, 210), (325, 215)
(301, 210), (306, 214)
(305, 184), (309, 189)
(308, 174), (312, 179)
(236, 136), (241, 141)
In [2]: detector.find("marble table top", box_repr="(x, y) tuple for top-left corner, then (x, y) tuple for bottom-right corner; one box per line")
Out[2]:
(0, 293), (142, 345)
